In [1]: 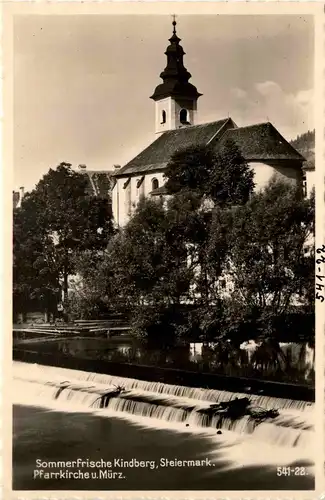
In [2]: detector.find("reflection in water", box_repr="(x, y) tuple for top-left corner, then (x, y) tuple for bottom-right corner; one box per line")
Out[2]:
(14, 336), (314, 383)
(117, 345), (134, 356)
(189, 342), (203, 362)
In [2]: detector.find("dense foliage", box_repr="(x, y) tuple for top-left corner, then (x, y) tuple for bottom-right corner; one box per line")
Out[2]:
(73, 141), (314, 345)
(220, 181), (315, 344)
(15, 140), (314, 348)
(164, 139), (255, 206)
(13, 163), (114, 319)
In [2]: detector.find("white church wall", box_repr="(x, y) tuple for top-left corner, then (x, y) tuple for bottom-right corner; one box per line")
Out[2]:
(112, 172), (166, 227)
(305, 170), (315, 197)
(249, 161), (301, 192)
(112, 181), (118, 225)
(112, 177), (130, 227)
(144, 172), (165, 196)
(130, 176), (138, 215)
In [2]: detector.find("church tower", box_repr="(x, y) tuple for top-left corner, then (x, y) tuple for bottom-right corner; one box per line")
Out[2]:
(150, 19), (202, 136)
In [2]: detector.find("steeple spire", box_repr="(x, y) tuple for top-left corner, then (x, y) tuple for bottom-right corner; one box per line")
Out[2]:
(151, 19), (202, 135)
(150, 19), (202, 102)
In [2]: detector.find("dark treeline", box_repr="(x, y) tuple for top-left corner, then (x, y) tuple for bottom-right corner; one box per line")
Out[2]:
(290, 130), (315, 152)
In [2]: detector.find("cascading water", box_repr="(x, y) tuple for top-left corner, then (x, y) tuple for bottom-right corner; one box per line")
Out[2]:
(13, 361), (313, 411)
(13, 361), (314, 453)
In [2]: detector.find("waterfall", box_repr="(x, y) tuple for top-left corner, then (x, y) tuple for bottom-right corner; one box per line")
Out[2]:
(14, 361), (314, 451)
(13, 361), (313, 411)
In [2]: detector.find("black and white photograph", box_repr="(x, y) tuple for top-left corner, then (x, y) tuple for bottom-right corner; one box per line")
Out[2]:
(7, 2), (323, 495)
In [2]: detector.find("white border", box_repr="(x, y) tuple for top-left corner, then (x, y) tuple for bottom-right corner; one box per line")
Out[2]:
(3, 2), (324, 499)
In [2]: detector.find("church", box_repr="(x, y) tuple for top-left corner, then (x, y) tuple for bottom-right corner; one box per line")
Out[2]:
(111, 20), (305, 227)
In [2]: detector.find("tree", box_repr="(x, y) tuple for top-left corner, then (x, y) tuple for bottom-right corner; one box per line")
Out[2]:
(222, 178), (314, 342)
(13, 194), (60, 320)
(94, 142), (255, 342)
(13, 162), (114, 319)
(162, 141), (254, 329)
(67, 250), (111, 319)
(74, 196), (195, 344)
(290, 130), (315, 152)
(164, 139), (255, 207)
(164, 145), (215, 196)
(207, 140), (255, 207)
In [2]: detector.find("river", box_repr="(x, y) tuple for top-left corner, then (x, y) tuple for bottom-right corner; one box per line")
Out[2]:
(13, 361), (315, 491)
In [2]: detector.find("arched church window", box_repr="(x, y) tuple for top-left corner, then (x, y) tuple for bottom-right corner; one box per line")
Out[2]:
(152, 178), (159, 191)
(180, 109), (188, 124)
(161, 110), (166, 124)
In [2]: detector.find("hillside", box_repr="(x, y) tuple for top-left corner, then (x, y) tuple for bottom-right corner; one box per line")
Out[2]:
(290, 130), (315, 170)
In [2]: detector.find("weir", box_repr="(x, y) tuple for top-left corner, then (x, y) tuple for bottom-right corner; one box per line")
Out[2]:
(14, 362), (314, 451)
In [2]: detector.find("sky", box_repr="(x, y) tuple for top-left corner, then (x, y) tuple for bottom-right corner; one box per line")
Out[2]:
(14, 14), (314, 191)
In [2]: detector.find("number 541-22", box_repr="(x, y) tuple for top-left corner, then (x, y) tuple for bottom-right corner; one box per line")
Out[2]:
(277, 467), (307, 476)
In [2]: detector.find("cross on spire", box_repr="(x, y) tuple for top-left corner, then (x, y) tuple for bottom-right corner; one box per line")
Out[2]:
(172, 14), (177, 34)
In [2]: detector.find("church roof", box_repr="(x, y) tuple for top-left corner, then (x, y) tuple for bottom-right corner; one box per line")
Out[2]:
(112, 118), (232, 177)
(113, 120), (304, 179)
(220, 122), (305, 162)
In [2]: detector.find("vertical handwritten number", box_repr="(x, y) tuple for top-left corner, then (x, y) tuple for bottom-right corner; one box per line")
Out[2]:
(316, 246), (325, 299)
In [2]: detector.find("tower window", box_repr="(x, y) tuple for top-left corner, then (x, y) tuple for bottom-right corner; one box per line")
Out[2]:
(161, 110), (166, 124)
(180, 109), (188, 124)
(152, 178), (159, 191)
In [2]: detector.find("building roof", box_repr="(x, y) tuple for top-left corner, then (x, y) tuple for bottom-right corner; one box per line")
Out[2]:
(219, 122), (305, 162)
(113, 120), (304, 180)
(81, 170), (112, 197)
(112, 118), (232, 177)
